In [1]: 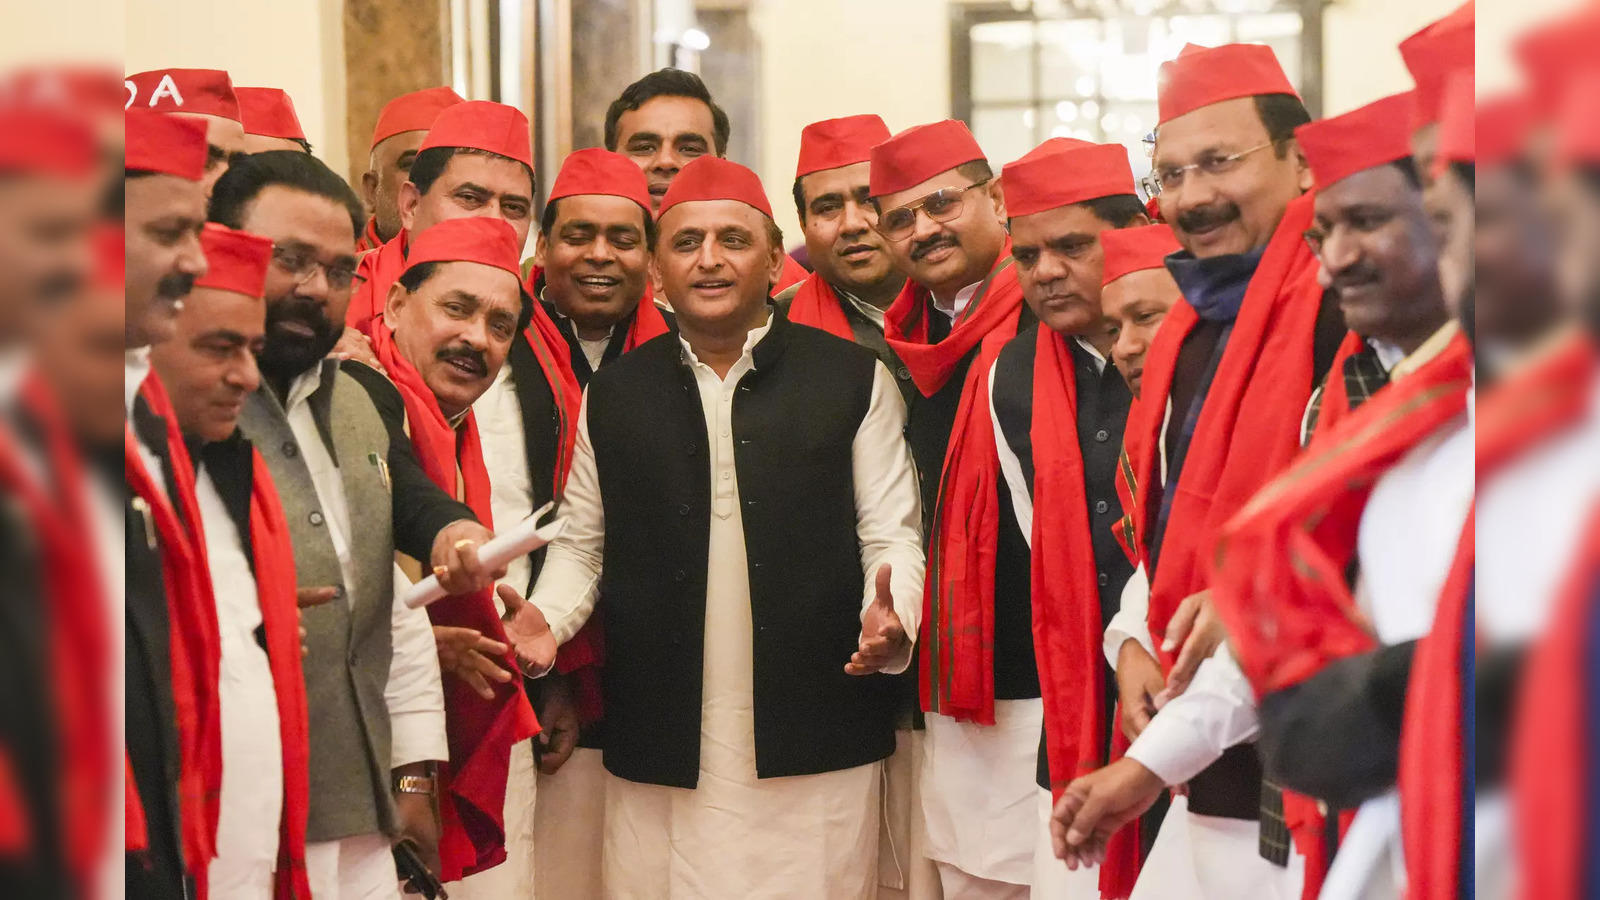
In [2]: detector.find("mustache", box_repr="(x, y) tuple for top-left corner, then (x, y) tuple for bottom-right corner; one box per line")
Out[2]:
(37, 270), (84, 304)
(1330, 262), (1383, 293)
(1176, 202), (1241, 234)
(910, 233), (959, 262)
(156, 271), (197, 301)
(437, 343), (487, 376)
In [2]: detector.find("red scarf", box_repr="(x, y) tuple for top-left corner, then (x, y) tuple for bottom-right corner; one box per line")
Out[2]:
(17, 376), (114, 891)
(1508, 505), (1599, 900)
(246, 451), (313, 899)
(885, 242), (1024, 398)
(774, 252), (808, 295)
(127, 374), (222, 897)
(1455, 332), (1598, 900)
(907, 245), (1026, 723)
(1211, 333), (1473, 696)
(0, 391), (111, 889)
(1397, 510), (1474, 900)
(1114, 192), (1327, 656)
(784, 272), (854, 341)
(520, 268), (670, 721)
(366, 321), (540, 881)
(1027, 328), (1140, 898)
(356, 216), (383, 254)
(1305, 331), (1368, 448)
(346, 229), (408, 332)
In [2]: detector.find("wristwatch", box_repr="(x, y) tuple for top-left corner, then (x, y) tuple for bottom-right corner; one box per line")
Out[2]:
(394, 775), (436, 795)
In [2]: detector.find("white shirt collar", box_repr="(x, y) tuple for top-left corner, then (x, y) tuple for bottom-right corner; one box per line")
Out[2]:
(1368, 338), (1408, 373)
(837, 288), (887, 330)
(679, 312), (776, 371)
(1073, 336), (1108, 373)
(933, 281), (982, 321)
(284, 364), (325, 414)
(125, 347), (153, 418)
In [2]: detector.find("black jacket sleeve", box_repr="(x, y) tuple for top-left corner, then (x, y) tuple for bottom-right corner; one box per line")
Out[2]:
(340, 360), (477, 561)
(1257, 640), (1414, 808)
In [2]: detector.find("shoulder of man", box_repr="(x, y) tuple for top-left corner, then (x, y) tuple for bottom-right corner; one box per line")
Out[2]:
(771, 281), (801, 312)
(337, 358), (406, 431)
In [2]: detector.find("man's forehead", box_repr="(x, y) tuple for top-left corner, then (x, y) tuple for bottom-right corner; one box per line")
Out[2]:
(436, 152), (534, 196)
(428, 261), (522, 306)
(801, 161), (872, 201)
(1314, 164), (1412, 215)
(243, 185), (356, 253)
(1153, 96), (1268, 161)
(659, 198), (765, 234)
(618, 95), (715, 140)
(1010, 203), (1111, 243)
(127, 173), (206, 215)
(373, 130), (426, 165)
(555, 193), (648, 229)
(187, 285), (266, 328)
(874, 167), (973, 211)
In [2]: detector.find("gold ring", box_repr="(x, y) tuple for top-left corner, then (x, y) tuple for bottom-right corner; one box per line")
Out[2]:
(433, 565), (448, 578)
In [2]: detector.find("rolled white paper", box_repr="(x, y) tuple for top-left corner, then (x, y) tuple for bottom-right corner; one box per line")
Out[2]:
(401, 502), (567, 609)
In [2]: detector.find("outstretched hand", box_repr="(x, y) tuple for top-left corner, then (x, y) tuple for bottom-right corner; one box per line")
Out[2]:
(500, 583), (558, 678)
(845, 564), (909, 675)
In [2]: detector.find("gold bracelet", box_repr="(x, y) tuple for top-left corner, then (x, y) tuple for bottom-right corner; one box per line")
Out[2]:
(395, 775), (436, 795)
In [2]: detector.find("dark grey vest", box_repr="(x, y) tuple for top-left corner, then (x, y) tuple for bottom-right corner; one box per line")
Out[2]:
(238, 361), (399, 841)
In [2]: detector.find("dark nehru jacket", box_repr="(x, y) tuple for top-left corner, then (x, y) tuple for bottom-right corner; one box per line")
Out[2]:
(585, 313), (898, 788)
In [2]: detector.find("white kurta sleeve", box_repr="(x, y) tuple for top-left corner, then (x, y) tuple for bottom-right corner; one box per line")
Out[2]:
(388, 562), (448, 766)
(528, 391), (605, 645)
(1123, 644), (1259, 785)
(853, 362), (926, 676)
(1104, 563), (1155, 666)
(988, 357), (1034, 551)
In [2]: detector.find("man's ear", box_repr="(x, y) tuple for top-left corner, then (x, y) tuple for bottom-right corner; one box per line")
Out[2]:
(532, 231), (548, 269)
(649, 256), (665, 301)
(1288, 140), (1315, 193)
(397, 181), (421, 232)
(383, 279), (410, 328)
(767, 241), (786, 287)
(988, 178), (1008, 222)
(361, 169), (379, 214)
(1128, 211), (1152, 228)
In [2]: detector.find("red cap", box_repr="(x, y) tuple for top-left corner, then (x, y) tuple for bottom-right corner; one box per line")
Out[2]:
(1100, 224), (1183, 287)
(236, 87), (305, 141)
(124, 68), (240, 121)
(1475, 93), (1535, 169)
(0, 109), (98, 176)
(195, 223), (273, 298)
(1156, 43), (1296, 125)
(796, 114), (892, 178)
(417, 100), (532, 169)
(370, 86), (464, 148)
(1001, 139), (1134, 218)
(869, 119), (986, 198)
(1554, 70), (1600, 168)
(402, 216), (524, 279)
(1399, 3), (1474, 129)
(94, 224), (124, 291)
(0, 66), (124, 114)
(1514, 5), (1600, 118)
(657, 156), (774, 220)
(1434, 70), (1475, 172)
(1294, 91), (1416, 190)
(548, 148), (652, 215)
(124, 108), (208, 179)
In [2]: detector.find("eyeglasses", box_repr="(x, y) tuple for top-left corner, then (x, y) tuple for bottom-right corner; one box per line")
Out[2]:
(271, 245), (362, 292)
(1148, 142), (1276, 194)
(873, 178), (991, 242)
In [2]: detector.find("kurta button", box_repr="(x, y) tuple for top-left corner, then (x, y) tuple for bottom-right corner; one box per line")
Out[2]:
(331, 586), (345, 600)
(1095, 429), (1110, 443)
(896, 366), (911, 380)
(684, 443), (695, 455)
(673, 570), (686, 582)
(1097, 572), (1109, 587)
(308, 511), (325, 526)
(678, 504), (690, 516)
(347, 652), (357, 666)
(282, 441), (299, 458)
(1094, 500), (1109, 515)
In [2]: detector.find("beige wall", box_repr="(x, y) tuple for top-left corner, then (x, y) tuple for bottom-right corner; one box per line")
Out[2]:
(125, 0), (350, 178)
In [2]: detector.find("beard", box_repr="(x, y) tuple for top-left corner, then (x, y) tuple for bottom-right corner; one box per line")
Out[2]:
(257, 292), (341, 383)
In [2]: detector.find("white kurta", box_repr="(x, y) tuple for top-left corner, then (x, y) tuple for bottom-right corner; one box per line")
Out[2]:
(195, 466), (284, 900)
(530, 315), (925, 898)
